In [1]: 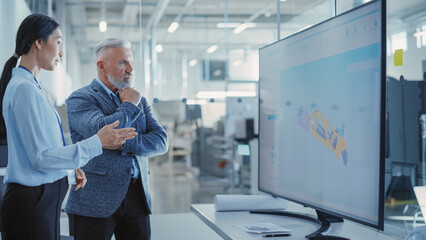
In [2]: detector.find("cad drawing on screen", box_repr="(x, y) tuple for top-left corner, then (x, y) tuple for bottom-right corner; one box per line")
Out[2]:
(257, 0), (386, 239)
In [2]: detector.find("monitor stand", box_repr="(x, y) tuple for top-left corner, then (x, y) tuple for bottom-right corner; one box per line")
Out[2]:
(250, 210), (350, 240)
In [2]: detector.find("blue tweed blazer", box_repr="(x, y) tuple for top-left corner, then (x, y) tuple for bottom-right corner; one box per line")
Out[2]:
(64, 79), (168, 218)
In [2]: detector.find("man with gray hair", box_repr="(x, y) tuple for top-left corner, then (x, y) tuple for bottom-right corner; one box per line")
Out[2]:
(65, 38), (168, 240)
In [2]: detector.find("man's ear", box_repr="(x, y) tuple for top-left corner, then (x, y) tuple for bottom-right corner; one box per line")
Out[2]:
(97, 60), (106, 72)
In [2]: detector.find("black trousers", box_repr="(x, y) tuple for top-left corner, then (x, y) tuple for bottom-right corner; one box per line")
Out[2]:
(73, 178), (150, 240)
(0, 177), (68, 240)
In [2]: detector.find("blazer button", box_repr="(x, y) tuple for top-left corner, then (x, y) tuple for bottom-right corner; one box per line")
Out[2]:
(126, 168), (131, 174)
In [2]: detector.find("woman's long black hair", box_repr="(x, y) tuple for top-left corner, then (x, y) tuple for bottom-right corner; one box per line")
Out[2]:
(0, 14), (59, 143)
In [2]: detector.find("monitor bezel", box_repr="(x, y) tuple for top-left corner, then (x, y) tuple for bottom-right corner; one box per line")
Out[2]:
(258, 0), (386, 230)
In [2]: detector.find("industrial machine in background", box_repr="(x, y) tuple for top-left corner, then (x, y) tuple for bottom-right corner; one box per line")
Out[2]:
(385, 76), (426, 220)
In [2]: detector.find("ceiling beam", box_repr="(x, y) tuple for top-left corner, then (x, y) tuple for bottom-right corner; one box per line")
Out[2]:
(121, 0), (141, 36)
(66, 1), (184, 8)
(146, 0), (170, 31)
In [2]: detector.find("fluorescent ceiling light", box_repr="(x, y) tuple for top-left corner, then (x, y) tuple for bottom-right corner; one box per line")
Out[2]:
(414, 31), (426, 38)
(156, 44), (163, 53)
(216, 23), (241, 28)
(206, 45), (218, 54)
(264, 11), (271, 18)
(168, 22), (179, 33)
(196, 91), (257, 99)
(189, 59), (198, 67)
(226, 91), (256, 97)
(99, 20), (107, 32)
(186, 99), (207, 105)
(233, 24), (248, 34)
(196, 91), (226, 99)
(232, 60), (242, 66)
(233, 23), (256, 34)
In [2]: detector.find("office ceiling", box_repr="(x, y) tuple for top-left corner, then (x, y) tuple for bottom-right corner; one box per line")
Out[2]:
(62, 0), (426, 64)
(64, 0), (331, 63)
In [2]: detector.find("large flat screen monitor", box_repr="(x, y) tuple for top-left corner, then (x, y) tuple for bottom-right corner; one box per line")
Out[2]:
(258, 0), (385, 233)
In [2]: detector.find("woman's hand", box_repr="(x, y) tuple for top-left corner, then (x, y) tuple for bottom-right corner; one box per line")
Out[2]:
(97, 120), (138, 150)
(74, 168), (87, 191)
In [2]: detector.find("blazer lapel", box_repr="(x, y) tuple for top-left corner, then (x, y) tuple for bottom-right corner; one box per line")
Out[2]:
(90, 80), (117, 113)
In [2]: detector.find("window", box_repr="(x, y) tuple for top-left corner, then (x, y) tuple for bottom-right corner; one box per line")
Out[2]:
(414, 25), (426, 49)
(390, 31), (408, 53)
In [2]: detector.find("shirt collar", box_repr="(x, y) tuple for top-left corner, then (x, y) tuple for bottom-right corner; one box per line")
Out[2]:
(95, 76), (117, 99)
(12, 68), (40, 88)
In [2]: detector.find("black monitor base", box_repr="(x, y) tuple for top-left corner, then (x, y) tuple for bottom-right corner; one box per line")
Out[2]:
(250, 210), (350, 240)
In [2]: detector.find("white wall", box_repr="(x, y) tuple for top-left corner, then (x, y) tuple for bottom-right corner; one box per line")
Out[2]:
(229, 50), (259, 81)
(79, 63), (97, 88)
(0, 0), (31, 67)
(0, 1), (79, 106)
(201, 101), (226, 128)
(67, 34), (83, 91)
(387, 31), (426, 81)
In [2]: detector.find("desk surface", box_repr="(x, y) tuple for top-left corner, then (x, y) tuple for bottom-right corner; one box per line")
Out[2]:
(191, 204), (400, 240)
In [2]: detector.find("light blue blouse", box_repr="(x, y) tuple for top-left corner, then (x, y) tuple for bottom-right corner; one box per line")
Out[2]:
(2, 68), (102, 186)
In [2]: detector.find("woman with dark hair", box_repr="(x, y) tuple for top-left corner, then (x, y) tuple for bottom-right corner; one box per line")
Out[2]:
(0, 14), (138, 240)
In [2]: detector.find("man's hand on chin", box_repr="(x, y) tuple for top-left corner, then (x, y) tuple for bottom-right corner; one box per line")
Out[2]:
(119, 88), (141, 106)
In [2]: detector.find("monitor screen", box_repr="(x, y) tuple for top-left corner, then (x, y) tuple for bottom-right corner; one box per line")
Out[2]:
(259, 0), (384, 229)
(237, 144), (251, 156)
(186, 104), (202, 120)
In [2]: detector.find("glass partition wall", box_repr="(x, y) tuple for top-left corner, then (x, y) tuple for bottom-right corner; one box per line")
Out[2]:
(154, 1), (426, 236)
(277, 0), (426, 238)
(6, 0), (426, 237)
(384, 0), (426, 237)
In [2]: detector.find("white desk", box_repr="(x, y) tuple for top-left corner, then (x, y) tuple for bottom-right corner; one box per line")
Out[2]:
(191, 204), (401, 240)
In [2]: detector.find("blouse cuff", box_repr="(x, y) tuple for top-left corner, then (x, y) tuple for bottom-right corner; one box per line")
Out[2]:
(67, 170), (76, 185)
(85, 134), (103, 157)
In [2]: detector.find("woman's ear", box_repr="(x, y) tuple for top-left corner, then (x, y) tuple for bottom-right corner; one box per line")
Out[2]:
(34, 39), (43, 50)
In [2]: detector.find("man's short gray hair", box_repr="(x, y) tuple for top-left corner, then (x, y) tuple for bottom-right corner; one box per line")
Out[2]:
(94, 38), (131, 61)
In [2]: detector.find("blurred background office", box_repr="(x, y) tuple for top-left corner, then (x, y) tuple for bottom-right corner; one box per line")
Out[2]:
(0, 0), (426, 239)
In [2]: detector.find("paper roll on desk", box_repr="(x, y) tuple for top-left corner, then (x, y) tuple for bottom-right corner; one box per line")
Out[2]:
(214, 195), (287, 212)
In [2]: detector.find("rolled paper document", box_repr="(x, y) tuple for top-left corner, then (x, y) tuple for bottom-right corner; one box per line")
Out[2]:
(214, 194), (287, 212)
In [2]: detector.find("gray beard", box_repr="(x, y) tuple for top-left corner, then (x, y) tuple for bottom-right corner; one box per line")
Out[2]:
(107, 74), (133, 89)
